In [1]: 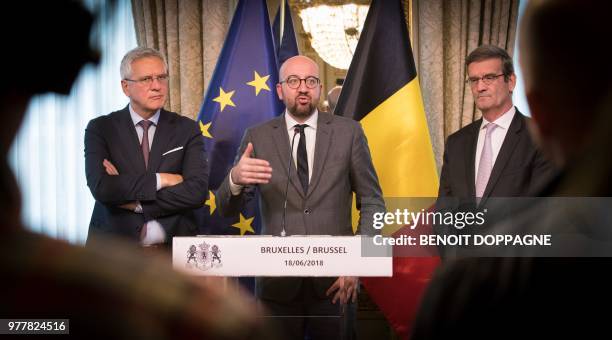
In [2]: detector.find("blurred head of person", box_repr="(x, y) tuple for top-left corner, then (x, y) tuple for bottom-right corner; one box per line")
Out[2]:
(1, 1), (98, 223)
(520, 0), (612, 166)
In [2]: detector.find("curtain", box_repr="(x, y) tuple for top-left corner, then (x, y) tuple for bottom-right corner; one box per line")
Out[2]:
(414, 0), (519, 170)
(9, 0), (137, 244)
(131, 0), (232, 119)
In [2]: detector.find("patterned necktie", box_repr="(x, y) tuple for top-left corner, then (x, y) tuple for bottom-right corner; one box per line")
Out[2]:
(138, 120), (152, 169)
(475, 122), (497, 198)
(295, 124), (309, 195)
(138, 120), (152, 241)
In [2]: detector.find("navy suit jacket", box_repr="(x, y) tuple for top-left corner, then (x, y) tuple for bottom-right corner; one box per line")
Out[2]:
(85, 106), (208, 243)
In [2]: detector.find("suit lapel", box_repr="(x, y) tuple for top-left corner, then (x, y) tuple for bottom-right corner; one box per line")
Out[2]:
(148, 109), (173, 172)
(465, 119), (481, 198)
(482, 111), (524, 199)
(307, 113), (332, 197)
(271, 115), (304, 198)
(116, 106), (146, 172)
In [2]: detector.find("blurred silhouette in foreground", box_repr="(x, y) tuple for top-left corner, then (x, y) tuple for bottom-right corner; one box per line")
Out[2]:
(0, 2), (276, 338)
(412, 0), (612, 339)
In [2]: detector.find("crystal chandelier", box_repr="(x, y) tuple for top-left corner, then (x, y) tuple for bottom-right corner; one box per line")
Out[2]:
(297, 2), (369, 70)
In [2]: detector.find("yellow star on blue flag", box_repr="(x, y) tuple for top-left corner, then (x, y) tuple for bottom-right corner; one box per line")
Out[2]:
(246, 71), (271, 96)
(199, 121), (213, 138)
(213, 87), (236, 112)
(232, 213), (255, 235)
(205, 190), (216, 214)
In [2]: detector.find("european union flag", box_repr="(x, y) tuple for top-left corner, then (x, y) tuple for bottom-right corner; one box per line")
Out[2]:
(197, 0), (283, 236)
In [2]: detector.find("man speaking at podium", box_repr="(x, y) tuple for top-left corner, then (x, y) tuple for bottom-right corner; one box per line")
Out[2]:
(217, 55), (385, 339)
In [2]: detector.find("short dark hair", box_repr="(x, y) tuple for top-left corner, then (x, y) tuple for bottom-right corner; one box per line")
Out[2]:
(465, 45), (514, 81)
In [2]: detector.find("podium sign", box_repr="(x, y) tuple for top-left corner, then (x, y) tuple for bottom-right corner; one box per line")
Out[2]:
(173, 235), (392, 277)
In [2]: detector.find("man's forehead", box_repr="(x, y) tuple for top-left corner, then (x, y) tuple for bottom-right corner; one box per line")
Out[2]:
(468, 58), (502, 72)
(281, 58), (319, 78)
(131, 57), (167, 74)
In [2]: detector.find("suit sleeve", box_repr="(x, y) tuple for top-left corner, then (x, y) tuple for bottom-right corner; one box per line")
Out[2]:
(350, 123), (386, 236)
(433, 137), (461, 258)
(437, 138), (453, 199)
(435, 137), (460, 215)
(216, 129), (257, 218)
(141, 121), (209, 221)
(85, 119), (157, 206)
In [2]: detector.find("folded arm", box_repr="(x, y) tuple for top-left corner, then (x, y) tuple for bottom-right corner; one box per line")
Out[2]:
(85, 120), (157, 205)
(141, 123), (209, 221)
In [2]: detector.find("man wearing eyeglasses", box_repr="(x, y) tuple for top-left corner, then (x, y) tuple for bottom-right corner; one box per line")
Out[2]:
(216, 55), (385, 339)
(435, 45), (556, 257)
(84, 47), (209, 249)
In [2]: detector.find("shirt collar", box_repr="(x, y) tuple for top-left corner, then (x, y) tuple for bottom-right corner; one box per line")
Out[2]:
(285, 109), (318, 131)
(129, 104), (160, 126)
(481, 106), (515, 130)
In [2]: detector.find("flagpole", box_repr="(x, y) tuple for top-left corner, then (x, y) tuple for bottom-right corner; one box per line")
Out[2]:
(280, 0), (285, 45)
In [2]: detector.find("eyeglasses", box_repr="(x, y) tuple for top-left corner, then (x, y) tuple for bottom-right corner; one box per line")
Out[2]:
(466, 74), (505, 86)
(280, 76), (320, 89)
(124, 74), (169, 86)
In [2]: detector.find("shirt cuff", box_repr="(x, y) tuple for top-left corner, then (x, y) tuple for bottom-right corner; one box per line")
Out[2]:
(140, 220), (166, 245)
(228, 169), (243, 196)
(156, 173), (161, 191)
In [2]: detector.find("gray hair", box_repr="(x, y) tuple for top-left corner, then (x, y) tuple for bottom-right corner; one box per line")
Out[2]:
(120, 47), (167, 79)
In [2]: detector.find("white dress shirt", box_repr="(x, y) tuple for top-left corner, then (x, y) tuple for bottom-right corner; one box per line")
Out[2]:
(229, 110), (319, 195)
(474, 106), (516, 183)
(129, 105), (166, 245)
(285, 109), (318, 181)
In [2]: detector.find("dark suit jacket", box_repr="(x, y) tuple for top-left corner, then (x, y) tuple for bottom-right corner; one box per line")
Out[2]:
(435, 110), (556, 257)
(216, 112), (385, 302)
(85, 106), (208, 243)
(438, 110), (555, 204)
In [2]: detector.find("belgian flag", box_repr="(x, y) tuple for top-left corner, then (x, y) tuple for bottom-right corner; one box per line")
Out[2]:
(334, 0), (439, 337)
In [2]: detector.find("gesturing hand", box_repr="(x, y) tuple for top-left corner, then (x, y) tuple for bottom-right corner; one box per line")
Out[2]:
(230, 142), (273, 185)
